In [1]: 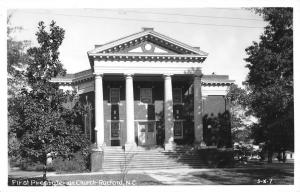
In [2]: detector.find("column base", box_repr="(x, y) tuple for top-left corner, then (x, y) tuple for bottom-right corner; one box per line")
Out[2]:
(164, 141), (176, 151)
(95, 142), (106, 150)
(124, 143), (137, 151)
(194, 141), (207, 149)
(90, 148), (104, 172)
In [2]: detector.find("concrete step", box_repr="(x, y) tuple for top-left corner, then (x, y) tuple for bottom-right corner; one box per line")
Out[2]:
(102, 164), (207, 171)
(102, 146), (209, 171)
(104, 155), (203, 160)
(103, 164), (205, 168)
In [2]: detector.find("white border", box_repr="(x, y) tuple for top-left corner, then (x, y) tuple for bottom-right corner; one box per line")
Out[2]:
(1, 1), (299, 192)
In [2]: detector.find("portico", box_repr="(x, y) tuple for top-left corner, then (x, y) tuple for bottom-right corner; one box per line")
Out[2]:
(92, 72), (205, 150)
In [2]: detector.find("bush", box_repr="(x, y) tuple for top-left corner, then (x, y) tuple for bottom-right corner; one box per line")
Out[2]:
(19, 161), (55, 171)
(52, 152), (89, 173)
(197, 148), (235, 168)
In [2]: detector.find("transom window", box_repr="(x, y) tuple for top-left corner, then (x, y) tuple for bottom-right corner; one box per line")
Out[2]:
(173, 88), (182, 104)
(140, 88), (152, 103)
(110, 88), (120, 103)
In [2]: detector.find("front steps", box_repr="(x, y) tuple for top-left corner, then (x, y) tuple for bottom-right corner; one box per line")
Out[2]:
(102, 146), (208, 171)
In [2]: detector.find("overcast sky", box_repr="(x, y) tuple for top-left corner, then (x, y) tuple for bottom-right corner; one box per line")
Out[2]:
(8, 8), (267, 86)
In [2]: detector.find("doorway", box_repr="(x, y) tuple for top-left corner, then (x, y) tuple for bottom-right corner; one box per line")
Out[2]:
(138, 121), (156, 146)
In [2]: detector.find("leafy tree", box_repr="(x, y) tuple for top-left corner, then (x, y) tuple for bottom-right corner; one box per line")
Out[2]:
(7, 14), (30, 97)
(244, 8), (293, 162)
(225, 84), (252, 144)
(8, 21), (89, 179)
(7, 14), (30, 165)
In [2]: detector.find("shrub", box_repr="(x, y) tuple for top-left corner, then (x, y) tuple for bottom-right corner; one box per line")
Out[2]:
(52, 152), (89, 173)
(197, 148), (235, 168)
(19, 161), (55, 171)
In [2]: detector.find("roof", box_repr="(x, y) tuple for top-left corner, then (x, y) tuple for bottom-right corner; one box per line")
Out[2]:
(202, 74), (235, 85)
(88, 27), (208, 56)
(51, 70), (234, 86)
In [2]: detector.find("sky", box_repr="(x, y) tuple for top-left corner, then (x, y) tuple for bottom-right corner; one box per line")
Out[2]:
(8, 8), (267, 86)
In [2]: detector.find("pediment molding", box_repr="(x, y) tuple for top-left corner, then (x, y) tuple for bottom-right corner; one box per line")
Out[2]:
(88, 29), (208, 57)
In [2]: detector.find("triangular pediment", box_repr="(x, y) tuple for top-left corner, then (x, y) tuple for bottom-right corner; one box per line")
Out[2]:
(125, 41), (176, 54)
(88, 29), (208, 56)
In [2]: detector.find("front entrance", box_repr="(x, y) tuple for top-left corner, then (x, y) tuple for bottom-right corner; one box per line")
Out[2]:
(138, 121), (156, 146)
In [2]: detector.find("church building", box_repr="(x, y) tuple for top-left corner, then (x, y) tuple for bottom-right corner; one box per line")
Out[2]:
(51, 28), (234, 171)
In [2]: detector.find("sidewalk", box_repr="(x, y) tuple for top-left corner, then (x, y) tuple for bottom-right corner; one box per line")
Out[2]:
(45, 168), (220, 185)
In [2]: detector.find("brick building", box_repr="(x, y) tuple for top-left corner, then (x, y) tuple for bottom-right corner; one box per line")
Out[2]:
(51, 28), (234, 171)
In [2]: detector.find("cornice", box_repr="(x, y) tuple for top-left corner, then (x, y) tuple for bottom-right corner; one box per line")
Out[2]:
(89, 53), (207, 63)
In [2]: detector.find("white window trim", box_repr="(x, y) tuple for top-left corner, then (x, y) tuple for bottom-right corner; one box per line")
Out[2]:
(110, 121), (121, 140)
(110, 87), (120, 104)
(174, 120), (183, 139)
(140, 87), (153, 104)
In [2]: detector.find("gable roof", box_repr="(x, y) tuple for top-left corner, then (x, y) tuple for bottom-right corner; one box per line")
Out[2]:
(88, 28), (208, 56)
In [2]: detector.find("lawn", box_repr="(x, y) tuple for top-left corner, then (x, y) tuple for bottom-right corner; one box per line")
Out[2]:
(190, 162), (294, 185)
(8, 162), (294, 185)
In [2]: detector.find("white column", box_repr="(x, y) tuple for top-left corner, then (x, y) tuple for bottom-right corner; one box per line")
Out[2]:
(164, 74), (175, 150)
(125, 74), (136, 149)
(194, 73), (205, 146)
(94, 73), (105, 147)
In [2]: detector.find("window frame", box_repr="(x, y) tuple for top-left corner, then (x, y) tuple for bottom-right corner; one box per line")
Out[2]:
(110, 88), (120, 104)
(173, 120), (183, 139)
(173, 88), (182, 104)
(140, 88), (153, 104)
(110, 121), (121, 140)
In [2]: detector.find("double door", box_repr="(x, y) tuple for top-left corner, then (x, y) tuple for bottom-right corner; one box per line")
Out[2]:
(138, 122), (156, 146)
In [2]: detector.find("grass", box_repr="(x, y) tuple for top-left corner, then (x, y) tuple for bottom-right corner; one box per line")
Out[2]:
(190, 162), (294, 185)
(8, 162), (294, 185)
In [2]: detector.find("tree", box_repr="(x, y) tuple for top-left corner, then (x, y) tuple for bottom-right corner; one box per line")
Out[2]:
(7, 14), (30, 97)
(244, 8), (293, 162)
(7, 14), (30, 165)
(225, 84), (252, 144)
(8, 21), (89, 180)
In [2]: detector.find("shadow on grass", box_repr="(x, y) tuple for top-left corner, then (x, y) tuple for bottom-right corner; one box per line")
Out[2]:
(191, 165), (294, 185)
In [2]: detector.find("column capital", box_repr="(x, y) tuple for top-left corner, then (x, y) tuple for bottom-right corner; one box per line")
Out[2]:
(193, 69), (203, 78)
(93, 73), (103, 78)
(125, 73), (134, 78)
(163, 73), (173, 78)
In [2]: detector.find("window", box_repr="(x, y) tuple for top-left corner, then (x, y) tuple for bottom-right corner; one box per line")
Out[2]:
(173, 88), (182, 104)
(140, 88), (152, 103)
(174, 121), (183, 139)
(110, 88), (120, 103)
(110, 122), (120, 140)
(84, 104), (92, 141)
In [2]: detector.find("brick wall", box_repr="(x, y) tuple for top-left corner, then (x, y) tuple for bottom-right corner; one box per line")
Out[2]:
(79, 82), (230, 147)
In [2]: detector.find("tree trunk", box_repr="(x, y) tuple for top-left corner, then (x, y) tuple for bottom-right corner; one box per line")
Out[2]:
(43, 160), (47, 182)
(283, 150), (286, 163)
(267, 149), (273, 163)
